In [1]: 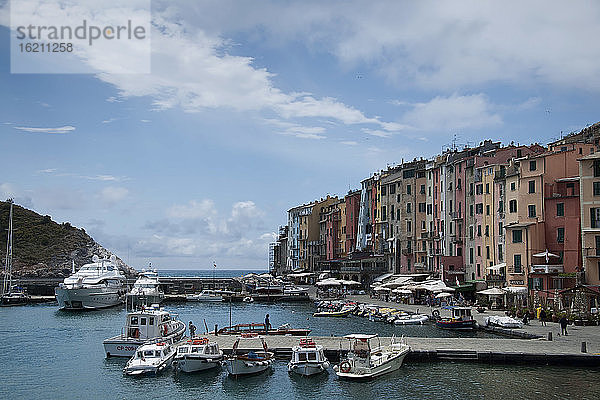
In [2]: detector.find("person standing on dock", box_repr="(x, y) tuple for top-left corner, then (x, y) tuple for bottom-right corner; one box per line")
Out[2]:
(265, 314), (271, 332)
(539, 309), (547, 326)
(559, 316), (568, 335)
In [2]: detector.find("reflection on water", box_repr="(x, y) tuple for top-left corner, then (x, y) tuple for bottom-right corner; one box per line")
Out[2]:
(1, 303), (599, 399)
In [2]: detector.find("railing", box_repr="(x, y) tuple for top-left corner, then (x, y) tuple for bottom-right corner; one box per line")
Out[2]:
(485, 274), (506, 283)
(583, 248), (600, 257)
(450, 211), (462, 220)
(530, 264), (564, 274)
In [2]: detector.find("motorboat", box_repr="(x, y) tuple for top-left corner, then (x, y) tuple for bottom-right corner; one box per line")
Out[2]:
(55, 255), (127, 310)
(434, 307), (478, 330)
(393, 314), (429, 325)
(313, 309), (352, 317)
(123, 340), (176, 376)
(287, 338), (330, 376)
(333, 334), (410, 379)
(126, 267), (164, 306)
(1, 285), (30, 306)
(485, 315), (523, 329)
(103, 304), (186, 357)
(173, 337), (223, 373)
(214, 323), (310, 336)
(186, 290), (223, 302)
(226, 335), (274, 376)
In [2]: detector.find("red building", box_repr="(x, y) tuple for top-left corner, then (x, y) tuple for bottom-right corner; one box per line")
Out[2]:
(345, 190), (361, 255)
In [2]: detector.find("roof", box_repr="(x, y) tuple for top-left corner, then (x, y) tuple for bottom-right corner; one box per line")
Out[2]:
(578, 152), (600, 161)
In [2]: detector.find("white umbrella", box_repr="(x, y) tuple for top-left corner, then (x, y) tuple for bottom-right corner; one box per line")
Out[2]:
(316, 279), (341, 287)
(374, 286), (391, 292)
(504, 286), (527, 295)
(533, 249), (560, 263)
(435, 292), (453, 298)
(392, 288), (412, 295)
(477, 288), (506, 296)
(341, 280), (362, 286)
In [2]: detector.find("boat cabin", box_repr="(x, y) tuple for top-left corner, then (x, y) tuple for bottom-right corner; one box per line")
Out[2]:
(451, 307), (473, 321)
(126, 305), (175, 339)
(345, 334), (381, 358)
(292, 338), (326, 363)
(134, 342), (171, 360)
(177, 338), (220, 356)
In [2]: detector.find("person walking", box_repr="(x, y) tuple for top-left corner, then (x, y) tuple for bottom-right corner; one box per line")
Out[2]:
(559, 316), (568, 335)
(539, 309), (547, 326)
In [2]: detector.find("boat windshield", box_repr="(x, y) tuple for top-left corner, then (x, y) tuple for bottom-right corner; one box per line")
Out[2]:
(178, 347), (188, 354)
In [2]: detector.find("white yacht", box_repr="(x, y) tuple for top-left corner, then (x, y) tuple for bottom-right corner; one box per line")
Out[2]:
(103, 304), (186, 357)
(123, 340), (176, 376)
(333, 334), (410, 379)
(55, 255), (126, 310)
(226, 335), (274, 376)
(173, 337), (223, 373)
(287, 338), (330, 376)
(186, 290), (223, 302)
(126, 267), (164, 306)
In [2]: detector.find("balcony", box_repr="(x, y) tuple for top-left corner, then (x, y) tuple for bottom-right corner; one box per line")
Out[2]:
(450, 235), (462, 244)
(421, 232), (430, 239)
(486, 274), (506, 283)
(530, 264), (564, 274)
(583, 248), (600, 258)
(494, 170), (506, 181)
(450, 211), (463, 220)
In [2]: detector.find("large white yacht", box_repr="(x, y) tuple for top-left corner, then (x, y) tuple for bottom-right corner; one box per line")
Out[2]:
(103, 304), (186, 357)
(126, 267), (164, 307)
(55, 255), (127, 310)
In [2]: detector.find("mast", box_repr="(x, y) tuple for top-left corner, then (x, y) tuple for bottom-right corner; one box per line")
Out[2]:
(3, 199), (14, 295)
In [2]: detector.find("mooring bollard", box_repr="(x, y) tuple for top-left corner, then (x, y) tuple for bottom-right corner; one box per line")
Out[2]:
(215, 324), (218, 336)
(581, 341), (587, 353)
(547, 332), (552, 341)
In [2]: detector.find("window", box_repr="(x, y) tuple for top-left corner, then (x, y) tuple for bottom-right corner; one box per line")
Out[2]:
(514, 254), (522, 273)
(557, 203), (564, 216)
(529, 160), (537, 171)
(477, 225), (481, 237)
(528, 204), (536, 218)
(477, 264), (481, 276)
(382, 206), (387, 221)
(469, 248), (474, 263)
(421, 220), (425, 230)
(498, 200), (504, 212)
(533, 277), (543, 291)
(389, 184), (396, 195)
(469, 225), (474, 240)
(557, 227), (564, 243)
(591, 208), (600, 228)
(381, 186), (386, 196)
(448, 182), (453, 191)
(469, 204), (474, 216)
(407, 221), (412, 232)
(596, 236), (600, 256)
(391, 205), (395, 220)
(457, 179), (462, 189)
(477, 246), (481, 256)
(418, 203), (426, 213)
(486, 204), (490, 215)
(594, 160), (600, 177)
(407, 203), (412, 213)
(498, 244), (503, 261)
(485, 183), (490, 194)
(486, 246), (490, 260)
(476, 203), (483, 214)
(407, 185), (412, 195)
(509, 200), (517, 213)
(427, 204), (432, 215)
(485, 225), (489, 237)
(397, 194), (401, 203)
(457, 247), (462, 256)
(512, 229), (522, 243)
(517, 149), (522, 158)
(511, 182), (516, 191)
(420, 184), (425, 194)
(476, 184), (483, 195)
(594, 182), (600, 196)
(397, 209), (401, 220)
(528, 180), (535, 193)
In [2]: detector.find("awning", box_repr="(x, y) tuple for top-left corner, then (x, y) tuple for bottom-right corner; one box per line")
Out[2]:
(477, 288), (506, 296)
(504, 286), (527, 294)
(374, 273), (394, 283)
(392, 288), (412, 295)
(435, 292), (453, 298)
(486, 262), (506, 272)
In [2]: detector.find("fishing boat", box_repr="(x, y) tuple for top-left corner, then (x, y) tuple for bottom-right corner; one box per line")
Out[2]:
(103, 304), (186, 357)
(1, 199), (30, 306)
(434, 307), (478, 330)
(186, 290), (223, 302)
(55, 255), (127, 310)
(287, 338), (330, 376)
(214, 323), (310, 336)
(126, 267), (164, 306)
(123, 340), (176, 376)
(226, 335), (274, 376)
(333, 334), (410, 380)
(173, 337), (223, 373)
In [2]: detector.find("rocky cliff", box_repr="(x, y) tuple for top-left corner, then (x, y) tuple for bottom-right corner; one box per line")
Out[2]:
(0, 200), (137, 279)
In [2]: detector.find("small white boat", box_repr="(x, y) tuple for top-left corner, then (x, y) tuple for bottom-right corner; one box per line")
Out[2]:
(55, 255), (127, 310)
(186, 290), (223, 302)
(287, 338), (330, 376)
(103, 304), (186, 357)
(485, 315), (523, 329)
(393, 314), (429, 325)
(123, 340), (176, 376)
(226, 335), (274, 376)
(126, 267), (164, 306)
(173, 337), (223, 373)
(333, 334), (410, 380)
(243, 296), (254, 303)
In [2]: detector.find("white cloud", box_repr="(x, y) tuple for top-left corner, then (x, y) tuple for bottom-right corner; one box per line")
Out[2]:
(401, 93), (501, 133)
(167, 199), (217, 220)
(99, 186), (129, 206)
(362, 128), (393, 138)
(14, 125), (75, 134)
(0, 183), (33, 208)
(341, 140), (358, 146)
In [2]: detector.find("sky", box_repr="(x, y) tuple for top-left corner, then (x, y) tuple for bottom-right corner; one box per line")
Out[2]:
(0, 1), (599, 270)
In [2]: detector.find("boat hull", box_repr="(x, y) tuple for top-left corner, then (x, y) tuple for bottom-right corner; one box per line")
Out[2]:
(175, 356), (222, 373)
(435, 319), (478, 330)
(313, 310), (351, 317)
(124, 356), (174, 376)
(227, 354), (274, 376)
(103, 322), (186, 357)
(55, 287), (124, 310)
(1, 294), (30, 306)
(288, 361), (330, 376)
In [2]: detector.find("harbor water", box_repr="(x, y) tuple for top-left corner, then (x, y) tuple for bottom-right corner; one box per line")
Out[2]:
(1, 271), (599, 399)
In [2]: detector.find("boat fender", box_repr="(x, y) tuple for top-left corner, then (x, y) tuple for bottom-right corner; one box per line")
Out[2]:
(432, 310), (440, 319)
(339, 361), (351, 373)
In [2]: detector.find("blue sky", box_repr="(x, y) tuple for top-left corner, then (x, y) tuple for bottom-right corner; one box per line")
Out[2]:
(1, 1), (599, 269)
